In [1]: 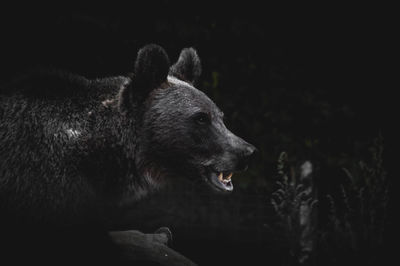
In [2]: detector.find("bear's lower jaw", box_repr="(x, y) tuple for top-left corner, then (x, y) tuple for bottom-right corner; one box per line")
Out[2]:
(205, 171), (234, 192)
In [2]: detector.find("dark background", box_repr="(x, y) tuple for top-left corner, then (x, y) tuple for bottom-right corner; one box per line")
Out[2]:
(0, 2), (393, 265)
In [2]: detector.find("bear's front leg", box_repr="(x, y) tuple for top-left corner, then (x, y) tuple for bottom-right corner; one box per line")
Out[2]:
(109, 228), (196, 266)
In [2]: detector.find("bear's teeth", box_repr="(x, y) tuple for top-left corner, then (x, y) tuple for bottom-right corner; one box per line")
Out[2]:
(226, 173), (233, 180)
(218, 172), (233, 183)
(218, 172), (223, 182)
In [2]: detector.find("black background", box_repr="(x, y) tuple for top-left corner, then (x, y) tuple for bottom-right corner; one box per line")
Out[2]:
(0, 2), (393, 265)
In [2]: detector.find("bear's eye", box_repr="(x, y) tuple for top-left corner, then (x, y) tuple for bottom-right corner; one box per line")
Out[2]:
(193, 112), (210, 125)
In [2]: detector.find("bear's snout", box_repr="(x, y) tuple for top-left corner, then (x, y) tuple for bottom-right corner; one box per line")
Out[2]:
(234, 141), (257, 171)
(215, 126), (257, 173)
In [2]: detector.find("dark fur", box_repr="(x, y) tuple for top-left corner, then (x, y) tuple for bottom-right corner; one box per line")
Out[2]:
(0, 44), (255, 263)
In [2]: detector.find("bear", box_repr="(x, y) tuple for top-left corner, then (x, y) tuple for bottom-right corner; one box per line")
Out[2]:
(0, 44), (256, 264)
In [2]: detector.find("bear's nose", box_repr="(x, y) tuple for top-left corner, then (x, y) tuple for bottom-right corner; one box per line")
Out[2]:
(243, 143), (257, 158)
(236, 142), (257, 171)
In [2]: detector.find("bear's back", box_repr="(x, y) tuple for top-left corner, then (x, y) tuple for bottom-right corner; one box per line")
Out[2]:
(0, 70), (129, 225)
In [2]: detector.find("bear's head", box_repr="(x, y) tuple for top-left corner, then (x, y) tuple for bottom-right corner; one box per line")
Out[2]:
(119, 44), (256, 193)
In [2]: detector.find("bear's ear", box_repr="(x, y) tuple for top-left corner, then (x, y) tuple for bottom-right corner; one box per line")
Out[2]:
(169, 47), (202, 85)
(119, 44), (170, 111)
(134, 44), (170, 89)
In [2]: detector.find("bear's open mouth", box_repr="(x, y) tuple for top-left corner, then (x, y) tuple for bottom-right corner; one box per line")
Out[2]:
(206, 171), (234, 192)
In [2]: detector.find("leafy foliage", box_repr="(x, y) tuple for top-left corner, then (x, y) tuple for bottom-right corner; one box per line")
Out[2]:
(320, 135), (389, 265)
(272, 152), (318, 265)
(272, 136), (390, 265)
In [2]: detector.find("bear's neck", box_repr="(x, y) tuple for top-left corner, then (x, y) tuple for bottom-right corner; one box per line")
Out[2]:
(82, 103), (161, 207)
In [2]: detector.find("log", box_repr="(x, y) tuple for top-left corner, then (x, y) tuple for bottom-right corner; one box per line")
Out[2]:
(109, 228), (197, 266)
